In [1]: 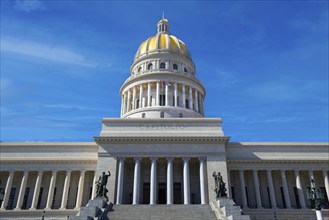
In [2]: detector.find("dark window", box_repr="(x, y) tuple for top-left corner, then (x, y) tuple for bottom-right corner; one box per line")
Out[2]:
(138, 67), (142, 73)
(231, 186), (235, 202)
(37, 187), (44, 209)
(184, 67), (187, 72)
(179, 113), (183, 118)
(160, 112), (164, 118)
(22, 187), (30, 209)
(245, 186), (249, 208)
(267, 187), (272, 208)
(160, 95), (165, 106)
(280, 186), (286, 208)
(147, 63), (153, 70)
(7, 188), (16, 210)
(160, 62), (165, 69)
(293, 187), (301, 209)
(52, 187), (57, 208)
(142, 113), (145, 118)
(185, 99), (189, 109)
(136, 99), (140, 109)
(173, 64), (178, 70)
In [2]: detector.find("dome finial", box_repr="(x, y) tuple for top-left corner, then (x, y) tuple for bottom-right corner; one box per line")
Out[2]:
(157, 14), (169, 34)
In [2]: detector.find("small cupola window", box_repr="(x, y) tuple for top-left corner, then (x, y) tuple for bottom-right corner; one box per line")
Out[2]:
(148, 63), (153, 70)
(173, 64), (178, 70)
(160, 62), (166, 69)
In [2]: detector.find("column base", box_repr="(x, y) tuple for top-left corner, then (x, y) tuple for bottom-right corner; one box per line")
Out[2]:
(59, 207), (67, 210)
(14, 208), (21, 210)
(29, 208), (36, 210)
(44, 207), (52, 211)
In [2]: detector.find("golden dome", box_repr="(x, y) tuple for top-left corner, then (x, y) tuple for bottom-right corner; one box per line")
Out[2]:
(134, 19), (192, 60)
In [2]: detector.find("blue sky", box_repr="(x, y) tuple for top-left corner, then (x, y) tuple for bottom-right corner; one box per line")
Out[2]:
(1, 0), (328, 142)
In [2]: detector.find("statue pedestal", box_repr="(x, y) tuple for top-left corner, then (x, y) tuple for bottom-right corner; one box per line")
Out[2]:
(210, 198), (250, 220)
(70, 197), (112, 220)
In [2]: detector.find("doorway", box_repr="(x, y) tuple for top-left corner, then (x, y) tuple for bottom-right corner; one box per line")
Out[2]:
(158, 183), (166, 204)
(142, 183), (150, 204)
(174, 182), (182, 204)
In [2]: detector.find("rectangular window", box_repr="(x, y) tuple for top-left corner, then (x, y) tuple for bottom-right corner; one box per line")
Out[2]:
(22, 187), (30, 209)
(293, 186), (301, 209)
(185, 99), (189, 109)
(280, 187), (286, 208)
(245, 186), (249, 208)
(136, 100), (140, 109)
(7, 188), (16, 210)
(37, 187), (44, 209)
(160, 95), (165, 106)
(231, 186), (235, 202)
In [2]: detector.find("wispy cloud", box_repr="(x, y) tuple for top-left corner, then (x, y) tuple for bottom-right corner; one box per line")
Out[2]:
(14, 0), (45, 12)
(44, 104), (104, 111)
(1, 38), (97, 68)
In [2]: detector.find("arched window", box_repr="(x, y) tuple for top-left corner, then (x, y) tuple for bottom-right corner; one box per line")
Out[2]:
(173, 64), (178, 70)
(142, 113), (145, 118)
(184, 67), (187, 73)
(138, 67), (142, 73)
(147, 63), (153, 70)
(160, 62), (166, 69)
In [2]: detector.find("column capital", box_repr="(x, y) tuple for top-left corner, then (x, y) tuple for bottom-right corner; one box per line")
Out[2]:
(134, 157), (142, 162)
(150, 157), (158, 162)
(117, 157), (126, 161)
(166, 157), (174, 162)
(198, 157), (206, 162)
(182, 157), (190, 162)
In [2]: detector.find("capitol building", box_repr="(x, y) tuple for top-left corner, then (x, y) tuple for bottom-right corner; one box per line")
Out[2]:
(0, 18), (328, 220)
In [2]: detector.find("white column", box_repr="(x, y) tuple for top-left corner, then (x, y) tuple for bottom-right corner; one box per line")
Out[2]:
(253, 170), (263, 209)
(132, 86), (136, 110)
(147, 82), (151, 107)
(239, 170), (248, 208)
(156, 82), (160, 106)
(280, 170), (292, 208)
(189, 87), (193, 110)
(295, 170), (306, 209)
(195, 90), (199, 112)
(116, 158), (125, 204)
(323, 170), (329, 204)
(139, 84), (143, 108)
(126, 89), (131, 113)
(91, 172), (97, 199)
(15, 171), (29, 210)
(183, 157), (190, 204)
(266, 170), (277, 209)
(166, 157), (173, 205)
(120, 95), (124, 116)
(182, 84), (186, 108)
(45, 171), (57, 210)
(1, 171), (14, 210)
(174, 83), (178, 107)
(75, 170), (85, 208)
(122, 93), (127, 115)
(133, 158), (141, 205)
(60, 170), (71, 209)
(30, 171), (43, 210)
(200, 95), (204, 115)
(150, 157), (157, 204)
(165, 83), (169, 106)
(199, 157), (206, 204)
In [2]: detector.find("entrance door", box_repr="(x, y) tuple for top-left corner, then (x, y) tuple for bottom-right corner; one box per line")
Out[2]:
(143, 183), (150, 204)
(158, 183), (166, 204)
(174, 182), (182, 204)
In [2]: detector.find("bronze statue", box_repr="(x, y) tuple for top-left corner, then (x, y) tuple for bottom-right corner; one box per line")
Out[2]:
(213, 171), (227, 198)
(95, 171), (111, 201)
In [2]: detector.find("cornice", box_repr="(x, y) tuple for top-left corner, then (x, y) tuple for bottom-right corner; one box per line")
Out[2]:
(98, 151), (222, 158)
(101, 117), (223, 124)
(94, 136), (230, 144)
(0, 160), (97, 165)
(226, 160), (328, 164)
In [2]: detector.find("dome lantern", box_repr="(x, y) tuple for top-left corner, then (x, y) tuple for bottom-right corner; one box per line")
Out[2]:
(157, 17), (169, 33)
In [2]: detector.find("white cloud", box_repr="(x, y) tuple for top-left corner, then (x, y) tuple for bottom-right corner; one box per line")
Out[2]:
(1, 38), (97, 68)
(44, 104), (103, 111)
(14, 0), (45, 12)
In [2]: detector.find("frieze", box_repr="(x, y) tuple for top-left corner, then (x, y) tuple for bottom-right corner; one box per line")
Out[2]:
(94, 136), (230, 144)
(138, 123), (186, 130)
(98, 151), (224, 158)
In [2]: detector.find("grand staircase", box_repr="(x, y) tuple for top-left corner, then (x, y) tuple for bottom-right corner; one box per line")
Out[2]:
(107, 204), (218, 220)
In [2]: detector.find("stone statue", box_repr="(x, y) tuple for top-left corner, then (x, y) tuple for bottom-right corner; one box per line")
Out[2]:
(95, 171), (111, 201)
(213, 171), (227, 198)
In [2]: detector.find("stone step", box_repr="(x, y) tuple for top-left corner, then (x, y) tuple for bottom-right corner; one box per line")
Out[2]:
(108, 204), (218, 220)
